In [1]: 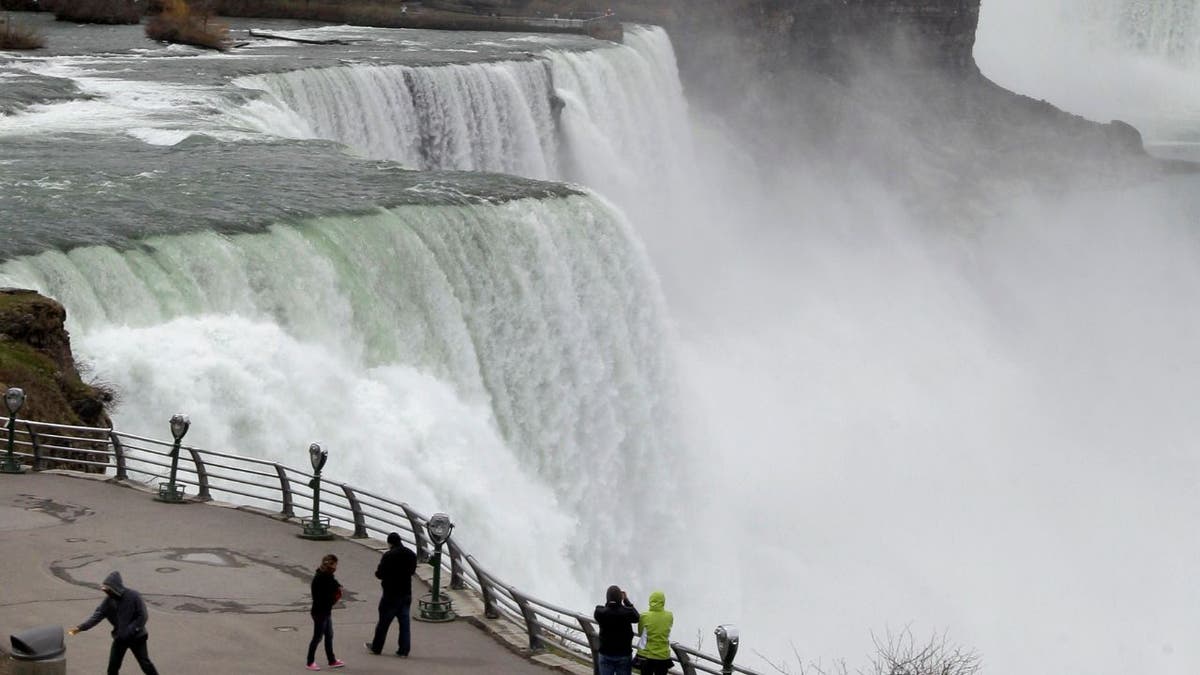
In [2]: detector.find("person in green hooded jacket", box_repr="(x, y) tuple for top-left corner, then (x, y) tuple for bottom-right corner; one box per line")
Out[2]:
(635, 590), (674, 675)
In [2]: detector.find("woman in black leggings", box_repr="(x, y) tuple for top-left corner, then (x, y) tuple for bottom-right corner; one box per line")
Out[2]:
(306, 554), (345, 671)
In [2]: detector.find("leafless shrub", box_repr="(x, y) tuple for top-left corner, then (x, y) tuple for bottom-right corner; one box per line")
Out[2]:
(761, 628), (980, 675)
(145, 0), (229, 50)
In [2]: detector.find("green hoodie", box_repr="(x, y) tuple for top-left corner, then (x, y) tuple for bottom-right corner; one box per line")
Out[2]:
(636, 590), (674, 660)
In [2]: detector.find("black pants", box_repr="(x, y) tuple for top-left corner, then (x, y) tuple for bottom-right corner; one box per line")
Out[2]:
(307, 613), (336, 665)
(638, 657), (673, 675)
(108, 635), (159, 675)
(370, 594), (412, 656)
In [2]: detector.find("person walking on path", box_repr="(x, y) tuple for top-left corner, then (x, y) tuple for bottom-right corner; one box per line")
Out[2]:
(635, 590), (675, 675)
(594, 584), (639, 675)
(366, 531), (418, 657)
(306, 554), (345, 671)
(68, 570), (160, 675)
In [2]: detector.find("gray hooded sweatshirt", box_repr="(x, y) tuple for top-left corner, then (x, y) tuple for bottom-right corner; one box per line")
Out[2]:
(78, 571), (150, 642)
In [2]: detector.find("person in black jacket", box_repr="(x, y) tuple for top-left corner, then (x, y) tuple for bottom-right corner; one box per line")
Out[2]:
(306, 554), (345, 671)
(365, 532), (418, 656)
(594, 584), (639, 675)
(68, 570), (160, 675)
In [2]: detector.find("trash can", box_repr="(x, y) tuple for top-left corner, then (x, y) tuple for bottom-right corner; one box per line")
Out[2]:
(8, 626), (65, 675)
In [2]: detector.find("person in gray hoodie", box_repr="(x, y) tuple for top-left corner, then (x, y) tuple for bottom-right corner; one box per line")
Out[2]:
(68, 571), (160, 674)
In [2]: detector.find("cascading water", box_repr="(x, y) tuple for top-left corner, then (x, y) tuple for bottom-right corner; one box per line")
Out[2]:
(978, 0), (1200, 66)
(976, 0), (1200, 144)
(1, 16), (697, 616)
(233, 25), (693, 209)
(234, 59), (560, 176)
(0, 194), (681, 603)
(1079, 0), (1200, 64)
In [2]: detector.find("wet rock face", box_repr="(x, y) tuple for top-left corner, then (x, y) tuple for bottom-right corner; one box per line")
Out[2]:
(602, 0), (981, 83)
(604, 0), (1154, 198)
(783, 0), (981, 72)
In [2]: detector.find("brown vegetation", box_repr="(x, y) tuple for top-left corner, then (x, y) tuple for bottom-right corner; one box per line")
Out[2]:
(45, 0), (141, 24)
(145, 0), (229, 50)
(1, 14), (45, 49)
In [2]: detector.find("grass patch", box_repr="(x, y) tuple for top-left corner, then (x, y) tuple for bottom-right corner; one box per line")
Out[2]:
(146, 0), (230, 50)
(46, 0), (141, 24)
(0, 338), (108, 424)
(0, 14), (45, 49)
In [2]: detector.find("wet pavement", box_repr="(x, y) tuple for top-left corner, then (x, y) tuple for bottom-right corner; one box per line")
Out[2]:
(0, 472), (584, 674)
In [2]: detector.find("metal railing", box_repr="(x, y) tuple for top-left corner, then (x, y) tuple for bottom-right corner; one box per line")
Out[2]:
(0, 415), (763, 675)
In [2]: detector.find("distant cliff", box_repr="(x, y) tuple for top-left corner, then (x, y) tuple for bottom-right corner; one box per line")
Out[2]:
(587, 0), (1165, 205)
(599, 0), (980, 88)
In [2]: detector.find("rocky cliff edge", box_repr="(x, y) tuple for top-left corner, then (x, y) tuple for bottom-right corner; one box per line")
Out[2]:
(0, 288), (113, 469)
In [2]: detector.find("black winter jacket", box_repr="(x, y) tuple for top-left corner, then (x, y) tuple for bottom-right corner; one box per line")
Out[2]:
(375, 544), (417, 599)
(78, 571), (150, 643)
(593, 599), (639, 656)
(310, 568), (342, 617)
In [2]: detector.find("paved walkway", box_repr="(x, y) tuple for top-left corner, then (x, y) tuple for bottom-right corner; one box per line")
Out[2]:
(0, 472), (579, 674)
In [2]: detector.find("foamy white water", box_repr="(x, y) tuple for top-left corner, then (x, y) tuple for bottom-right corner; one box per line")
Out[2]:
(0, 196), (682, 606)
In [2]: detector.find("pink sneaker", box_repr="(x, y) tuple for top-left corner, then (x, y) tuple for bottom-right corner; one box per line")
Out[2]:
(305, 664), (320, 671)
(328, 660), (345, 669)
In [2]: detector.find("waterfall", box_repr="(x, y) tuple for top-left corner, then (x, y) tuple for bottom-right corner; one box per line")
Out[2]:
(0, 16), (698, 613)
(232, 25), (693, 201)
(0, 193), (679, 599)
(976, 0), (1200, 142)
(1093, 0), (1200, 64)
(986, 0), (1200, 65)
(234, 59), (560, 177)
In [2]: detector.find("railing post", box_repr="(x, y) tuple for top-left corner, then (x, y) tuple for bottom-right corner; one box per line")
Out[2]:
(25, 424), (41, 471)
(274, 464), (294, 518)
(399, 503), (431, 562)
(464, 555), (500, 619)
(446, 539), (466, 589)
(339, 484), (369, 538)
(508, 587), (545, 652)
(184, 447), (211, 500)
(579, 617), (600, 675)
(109, 430), (127, 480)
(672, 645), (697, 675)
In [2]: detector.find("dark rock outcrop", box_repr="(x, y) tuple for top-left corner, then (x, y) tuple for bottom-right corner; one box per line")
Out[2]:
(0, 288), (114, 471)
(584, 0), (1169, 215)
(606, 0), (980, 87)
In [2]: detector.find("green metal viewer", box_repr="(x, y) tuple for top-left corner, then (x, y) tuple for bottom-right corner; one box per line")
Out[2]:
(300, 442), (334, 540)
(156, 413), (189, 502)
(1, 387), (26, 474)
(417, 512), (455, 621)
